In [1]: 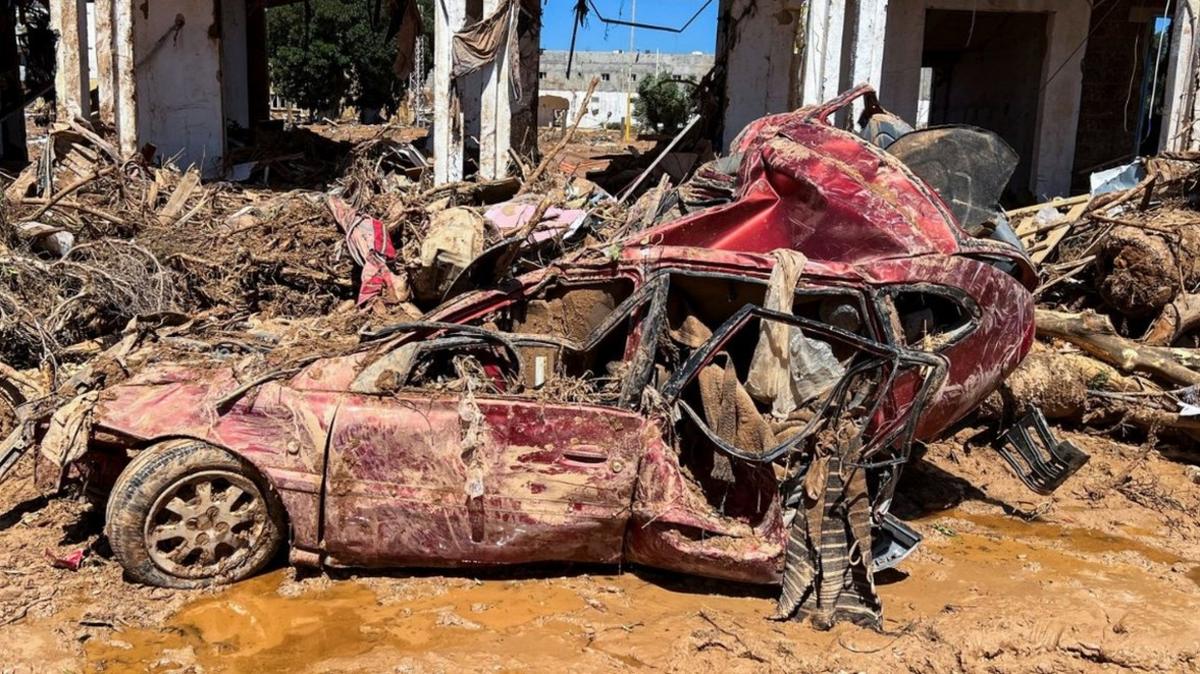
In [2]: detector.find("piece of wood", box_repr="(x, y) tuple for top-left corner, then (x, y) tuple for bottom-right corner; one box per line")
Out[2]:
(1143, 292), (1200, 346)
(20, 198), (126, 225)
(1029, 200), (1088, 264)
(25, 165), (116, 221)
(1036, 308), (1200, 386)
(1005, 193), (1090, 219)
(158, 170), (201, 225)
(3, 164), (38, 202)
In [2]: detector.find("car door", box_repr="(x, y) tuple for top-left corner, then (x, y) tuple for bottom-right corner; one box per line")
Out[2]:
(322, 390), (645, 568)
(319, 273), (665, 568)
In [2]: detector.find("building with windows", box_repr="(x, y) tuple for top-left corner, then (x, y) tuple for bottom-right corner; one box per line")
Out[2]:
(536, 49), (714, 129)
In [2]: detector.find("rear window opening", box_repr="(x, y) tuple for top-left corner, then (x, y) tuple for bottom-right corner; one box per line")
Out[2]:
(892, 290), (973, 348)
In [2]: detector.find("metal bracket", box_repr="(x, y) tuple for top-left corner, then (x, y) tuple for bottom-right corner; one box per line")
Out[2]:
(996, 408), (1089, 495)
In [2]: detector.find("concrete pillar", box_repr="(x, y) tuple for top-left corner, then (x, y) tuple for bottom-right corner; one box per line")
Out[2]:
(511, 0), (540, 158)
(50, 0), (90, 119)
(715, 0), (804, 148)
(220, 0), (251, 129)
(95, 0), (116, 125)
(848, 0), (887, 93)
(246, 1), (270, 129)
(434, 0), (468, 184)
(802, 0), (846, 105)
(1162, 0), (1199, 152)
(479, 0), (513, 179)
(113, 0), (137, 155)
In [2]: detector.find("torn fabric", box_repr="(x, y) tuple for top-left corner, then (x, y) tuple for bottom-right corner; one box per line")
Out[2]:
(390, 0), (423, 80)
(327, 196), (406, 306)
(451, 0), (524, 103)
(744, 249), (846, 417)
(776, 433), (880, 628)
(40, 392), (100, 471)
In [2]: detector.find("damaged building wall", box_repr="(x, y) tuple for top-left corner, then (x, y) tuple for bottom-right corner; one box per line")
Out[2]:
(132, 1), (226, 175)
(1071, 0), (1170, 188)
(715, 0), (804, 148)
(879, 0), (1090, 199)
(1163, 0), (1200, 151)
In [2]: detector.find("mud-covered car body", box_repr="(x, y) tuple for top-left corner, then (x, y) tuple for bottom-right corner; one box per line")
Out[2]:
(69, 88), (1041, 588)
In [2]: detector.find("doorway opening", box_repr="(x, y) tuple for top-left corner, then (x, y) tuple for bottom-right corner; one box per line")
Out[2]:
(920, 9), (1049, 203)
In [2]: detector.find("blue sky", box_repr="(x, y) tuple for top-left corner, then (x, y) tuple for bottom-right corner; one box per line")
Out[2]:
(540, 0), (718, 54)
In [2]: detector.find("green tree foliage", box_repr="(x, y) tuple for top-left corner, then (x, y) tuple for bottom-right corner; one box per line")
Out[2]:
(633, 73), (694, 135)
(267, 0), (429, 117)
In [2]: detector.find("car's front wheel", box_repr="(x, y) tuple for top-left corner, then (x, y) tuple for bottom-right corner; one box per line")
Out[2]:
(105, 440), (286, 589)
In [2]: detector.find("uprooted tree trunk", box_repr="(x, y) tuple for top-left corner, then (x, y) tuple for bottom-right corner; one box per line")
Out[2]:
(1093, 224), (1200, 319)
(1143, 292), (1200, 346)
(1035, 309), (1200, 387)
(981, 349), (1200, 435)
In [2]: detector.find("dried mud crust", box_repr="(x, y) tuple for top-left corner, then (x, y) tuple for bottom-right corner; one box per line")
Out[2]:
(105, 440), (286, 589)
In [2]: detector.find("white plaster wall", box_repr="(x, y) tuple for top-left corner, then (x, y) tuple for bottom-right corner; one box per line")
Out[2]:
(540, 89), (631, 129)
(717, 0), (803, 147)
(220, 0), (250, 129)
(134, 0), (225, 176)
(879, 0), (1090, 199)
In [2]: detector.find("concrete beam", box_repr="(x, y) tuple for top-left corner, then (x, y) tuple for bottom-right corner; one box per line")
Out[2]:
(434, 0), (468, 184)
(50, 0), (90, 119)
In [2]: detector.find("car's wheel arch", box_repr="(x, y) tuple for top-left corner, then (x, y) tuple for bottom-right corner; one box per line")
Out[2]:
(104, 434), (294, 540)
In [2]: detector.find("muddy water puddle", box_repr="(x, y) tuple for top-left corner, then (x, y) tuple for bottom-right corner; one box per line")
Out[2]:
(81, 510), (1200, 673)
(82, 570), (777, 672)
(943, 510), (1190, 566)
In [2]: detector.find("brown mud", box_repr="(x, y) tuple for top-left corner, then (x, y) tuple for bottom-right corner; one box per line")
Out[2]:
(2, 427), (1199, 673)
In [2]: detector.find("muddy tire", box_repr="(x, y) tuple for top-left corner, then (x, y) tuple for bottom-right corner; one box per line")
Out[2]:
(105, 440), (286, 589)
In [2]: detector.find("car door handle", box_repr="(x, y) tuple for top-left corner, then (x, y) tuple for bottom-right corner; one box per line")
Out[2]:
(561, 445), (608, 464)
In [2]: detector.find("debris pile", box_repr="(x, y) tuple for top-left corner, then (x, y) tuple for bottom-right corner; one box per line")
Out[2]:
(997, 153), (1200, 439)
(0, 118), (644, 451)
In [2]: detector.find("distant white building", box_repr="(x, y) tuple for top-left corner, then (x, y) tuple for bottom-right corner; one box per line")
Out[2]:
(537, 50), (713, 130)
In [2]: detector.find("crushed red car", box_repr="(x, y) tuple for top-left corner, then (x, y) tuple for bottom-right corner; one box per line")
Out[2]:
(28, 87), (1087, 627)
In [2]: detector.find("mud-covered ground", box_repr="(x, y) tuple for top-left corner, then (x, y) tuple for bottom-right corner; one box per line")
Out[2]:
(1, 428), (1198, 673)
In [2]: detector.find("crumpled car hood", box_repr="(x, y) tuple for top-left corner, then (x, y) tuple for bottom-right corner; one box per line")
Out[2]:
(635, 91), (1031, 286)
(93, 364), (241, 440)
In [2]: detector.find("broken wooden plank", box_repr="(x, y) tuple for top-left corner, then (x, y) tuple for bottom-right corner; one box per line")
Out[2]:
(158, 170), (201, 225)
(1028, 201), (1089, 264)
